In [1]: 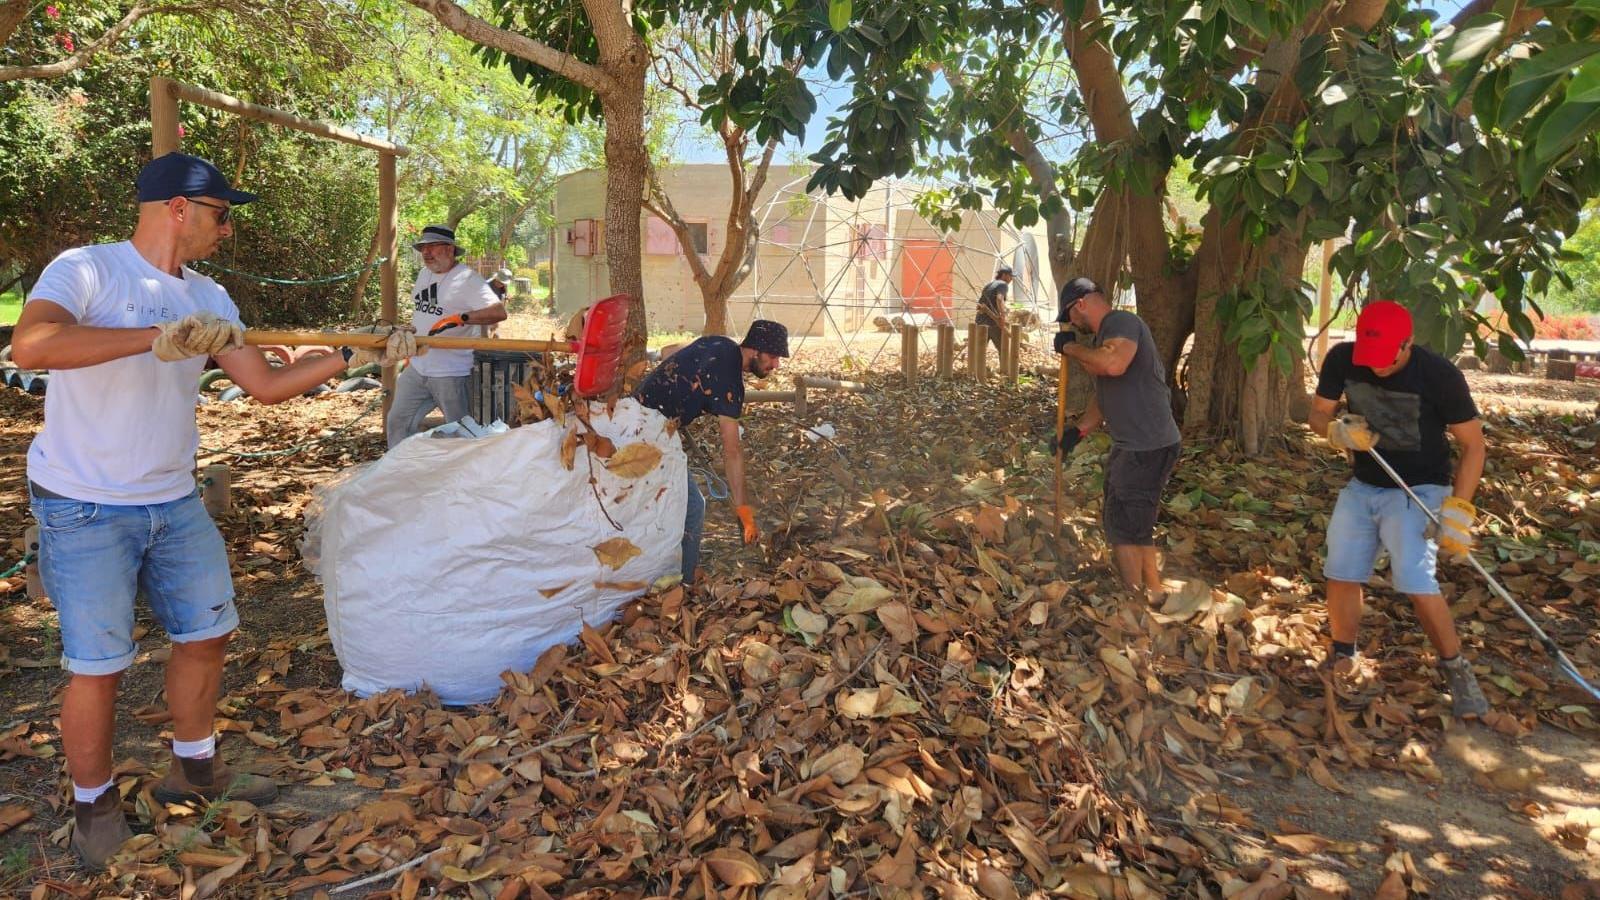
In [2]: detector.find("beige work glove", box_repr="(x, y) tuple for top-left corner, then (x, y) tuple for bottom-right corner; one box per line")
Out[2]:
(349, 323), (419, 367)
(1429, 496), (1477, 558)
(152, 312), (244, 362)
(1327, 414), (1379, 452)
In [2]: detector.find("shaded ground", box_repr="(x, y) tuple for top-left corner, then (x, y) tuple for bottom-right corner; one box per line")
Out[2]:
(0, 341), (1595, 898)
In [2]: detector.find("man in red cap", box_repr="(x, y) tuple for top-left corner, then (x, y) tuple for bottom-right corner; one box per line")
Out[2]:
(1309, 299), (1489, 719)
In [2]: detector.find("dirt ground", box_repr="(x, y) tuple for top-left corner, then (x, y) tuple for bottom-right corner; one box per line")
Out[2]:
(0, 336), (1597, 897)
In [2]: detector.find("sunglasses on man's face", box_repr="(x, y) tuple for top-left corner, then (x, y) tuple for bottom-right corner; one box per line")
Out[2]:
(180, 197), (231, 225)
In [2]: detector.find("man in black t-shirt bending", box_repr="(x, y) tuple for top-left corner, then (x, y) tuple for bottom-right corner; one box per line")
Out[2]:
(1310, 300), (1489, 719)
(976, 264), (1013, 350)
(635, 320), (788, 582)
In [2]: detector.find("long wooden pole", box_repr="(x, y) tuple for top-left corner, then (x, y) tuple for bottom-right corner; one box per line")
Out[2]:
(1315, 238), (1334, 365)
(244, 331), (573, 354)
(161, 78), (409, 156)
(151, 77), (181, 156)
(378, 152), (399, 421)
(1052, 351), (1070, 538)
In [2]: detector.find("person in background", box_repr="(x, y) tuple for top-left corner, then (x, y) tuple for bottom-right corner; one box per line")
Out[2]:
(384, 225), (507, 447)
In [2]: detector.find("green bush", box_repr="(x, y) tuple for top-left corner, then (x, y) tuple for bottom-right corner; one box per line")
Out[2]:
(531, 260), (551, 288)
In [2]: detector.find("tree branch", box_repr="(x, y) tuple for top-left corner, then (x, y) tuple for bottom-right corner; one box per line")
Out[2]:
(0, 2), (152, 83)
(644, 163), (714, 288)
(403, 0), (615, 96)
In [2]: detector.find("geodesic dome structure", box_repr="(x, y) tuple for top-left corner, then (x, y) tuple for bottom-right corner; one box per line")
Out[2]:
(724, 176), (1052, 362)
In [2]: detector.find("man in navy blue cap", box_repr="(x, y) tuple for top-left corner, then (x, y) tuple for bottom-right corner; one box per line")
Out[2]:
(636, 320), (788, 582)
(10, 152), (417, 869)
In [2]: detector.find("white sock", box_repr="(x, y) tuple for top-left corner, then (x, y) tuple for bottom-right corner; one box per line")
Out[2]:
(172, 734), (216, 760)
(73, 778), (114, 804)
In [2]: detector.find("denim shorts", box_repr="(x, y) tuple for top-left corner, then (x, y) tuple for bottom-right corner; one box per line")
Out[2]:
(30, 486), (238, 675)
(1323, 479), (1450, 595)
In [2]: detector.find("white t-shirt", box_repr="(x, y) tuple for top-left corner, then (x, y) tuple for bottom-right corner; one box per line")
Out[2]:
(408, 264), (497, 378)
(26, 242), (242, 505)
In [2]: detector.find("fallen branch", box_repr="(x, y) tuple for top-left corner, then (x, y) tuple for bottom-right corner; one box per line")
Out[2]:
(328, 847), (441, 894)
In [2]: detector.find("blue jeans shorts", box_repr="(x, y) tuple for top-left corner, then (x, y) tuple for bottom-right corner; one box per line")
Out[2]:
(1323, 479), (1450, 596)
(30, 486), (238, 675)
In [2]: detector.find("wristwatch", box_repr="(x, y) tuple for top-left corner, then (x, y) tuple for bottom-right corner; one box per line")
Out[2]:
(461, 311), (472, 323)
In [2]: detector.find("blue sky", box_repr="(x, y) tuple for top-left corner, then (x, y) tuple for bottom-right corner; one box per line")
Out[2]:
(673, 1), (1475, 165)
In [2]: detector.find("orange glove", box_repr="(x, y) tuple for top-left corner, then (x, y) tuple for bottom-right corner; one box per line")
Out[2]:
(735, 505), (758, 544)
(428, 313), (467, 336)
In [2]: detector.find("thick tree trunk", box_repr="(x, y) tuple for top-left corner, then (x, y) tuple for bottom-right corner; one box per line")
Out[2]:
(599, 80), (648, 351)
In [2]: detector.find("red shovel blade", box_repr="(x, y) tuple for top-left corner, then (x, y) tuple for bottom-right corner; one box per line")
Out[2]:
(573, 294), (632, 397)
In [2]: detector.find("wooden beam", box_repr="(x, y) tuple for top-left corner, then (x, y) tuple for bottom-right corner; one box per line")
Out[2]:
(936, 323), (954, 378)
(159, 78), (410, 157)
(969, 324), (988, 380)
(1315, 239), (1334, 365)
(379, 151), (399, 421)
(151, 76), (180, 156)
(901, 325), (919, 384)
(798, 375), (868, 392)
(1008, 324), (1024, 383)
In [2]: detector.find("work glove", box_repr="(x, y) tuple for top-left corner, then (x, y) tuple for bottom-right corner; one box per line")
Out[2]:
(1429, 496), (1477, 558)
(1049, 423), (1084, 457)
(349, 323), (419, 367)
(1053, 330), (1077, 355)
(153, 312), (244, 362)
(428, 313), (467, 336)
(735, 505), (759, 545)
(1327, 414), (1379, 452)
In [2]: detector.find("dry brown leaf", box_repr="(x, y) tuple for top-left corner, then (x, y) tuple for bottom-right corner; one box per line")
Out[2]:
(808, 743), (866, 784)
(606, 443), (663, 478)
(0, 804), (32, 835)
(560, 426), (579, 471)
(593, 537), (642, 569)
(876, 602), (918, 643)
(703, 847), (765, 887)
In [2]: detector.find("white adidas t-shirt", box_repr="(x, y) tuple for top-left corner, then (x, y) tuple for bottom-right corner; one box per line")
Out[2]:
(407, 264), (497, 378)
(26, 241), (242, 505)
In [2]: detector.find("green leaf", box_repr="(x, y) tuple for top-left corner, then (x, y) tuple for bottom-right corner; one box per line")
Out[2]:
(1507, 41), (1600, 90)
(1441, 16), (1505, 68)
(1566, 55), (1600, 104)
(828, 0), (853, 34)
(1533, 99), (1600, 163)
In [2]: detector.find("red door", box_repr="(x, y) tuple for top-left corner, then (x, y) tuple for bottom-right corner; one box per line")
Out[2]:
(900, 240), (955, 322)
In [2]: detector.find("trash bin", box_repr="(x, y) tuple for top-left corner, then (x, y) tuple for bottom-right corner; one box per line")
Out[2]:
(469, 349), (542, 426)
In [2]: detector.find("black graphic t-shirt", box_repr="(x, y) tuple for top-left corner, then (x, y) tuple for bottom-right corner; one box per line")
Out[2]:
(1315, 342), (1478, 488)
(978, 279), (1008, 320)
(634, 336), (744, 428)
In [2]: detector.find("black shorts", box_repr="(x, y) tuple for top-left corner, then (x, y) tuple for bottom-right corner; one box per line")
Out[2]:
(1102, 442), (1180, 546)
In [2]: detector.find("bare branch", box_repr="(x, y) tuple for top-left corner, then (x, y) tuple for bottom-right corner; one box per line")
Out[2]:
(404, 0), (615, 96)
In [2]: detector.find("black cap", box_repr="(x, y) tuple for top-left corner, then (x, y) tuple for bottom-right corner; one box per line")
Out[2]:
(136, 152), (257, 204)
(996, 263), (1013, 276)
(1056, 276), (1102, 322)
(741, 320), (789, 357)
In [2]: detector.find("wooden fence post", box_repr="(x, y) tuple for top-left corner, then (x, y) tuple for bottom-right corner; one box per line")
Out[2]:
(901, 325), (919, 384)
(969, 324), (988, 379)
(936, 323), (954, 379)
(1008, 324), (1024, 383)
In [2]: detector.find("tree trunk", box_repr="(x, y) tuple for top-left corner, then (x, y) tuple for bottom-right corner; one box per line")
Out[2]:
(349, 230), (384, 318)
(599, 79), (648, 353)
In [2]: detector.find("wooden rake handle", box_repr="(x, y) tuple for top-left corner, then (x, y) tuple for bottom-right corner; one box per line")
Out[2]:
(244, 330), (575, 354)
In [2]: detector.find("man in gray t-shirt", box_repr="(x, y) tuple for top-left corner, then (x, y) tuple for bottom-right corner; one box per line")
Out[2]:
(1052, 277), (1182, 602)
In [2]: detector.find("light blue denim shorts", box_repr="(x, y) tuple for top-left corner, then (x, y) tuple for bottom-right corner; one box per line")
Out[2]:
(1323, 479), (1450, 596)
(30, 486), (238, 675)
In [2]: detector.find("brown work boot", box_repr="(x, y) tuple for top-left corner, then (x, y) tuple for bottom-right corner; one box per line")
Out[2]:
(152, 752), (277, 806)
(70, 789), (133, 871)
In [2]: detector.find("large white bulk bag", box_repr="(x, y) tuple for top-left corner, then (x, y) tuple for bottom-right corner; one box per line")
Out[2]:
(302, 399), (685, 705)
